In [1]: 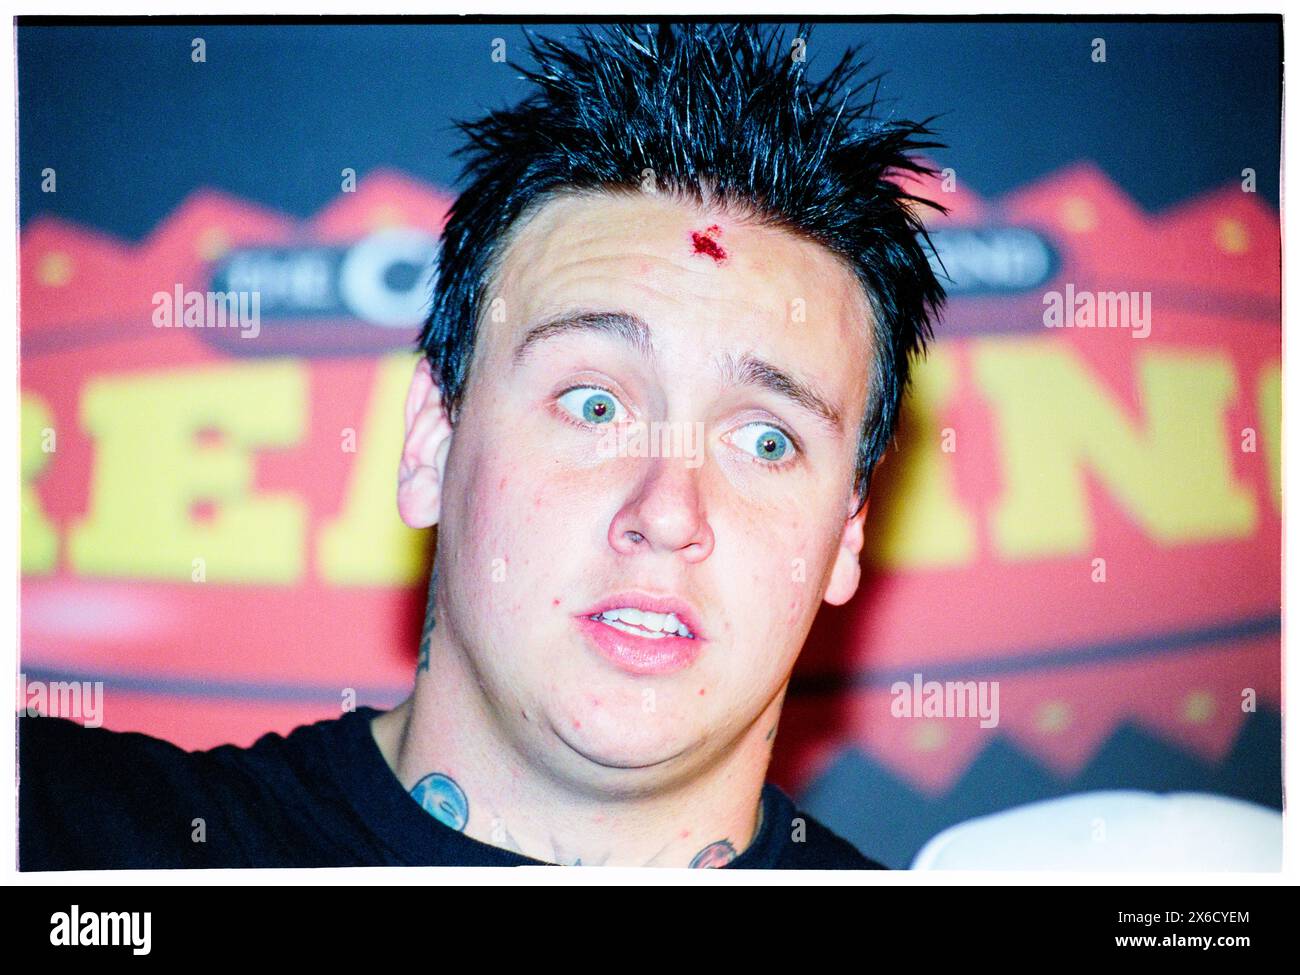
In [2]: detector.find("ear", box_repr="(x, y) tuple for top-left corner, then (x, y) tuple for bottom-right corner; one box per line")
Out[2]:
(823, 489), (869, 607)
(397, 358), (454, 529)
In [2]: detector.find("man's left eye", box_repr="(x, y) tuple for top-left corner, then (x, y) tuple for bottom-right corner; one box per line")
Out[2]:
(557, 387), (628, 425)
(730, 422), (796, 464)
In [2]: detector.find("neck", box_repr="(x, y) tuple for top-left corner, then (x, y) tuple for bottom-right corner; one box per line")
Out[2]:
(371, 609), (783, 867)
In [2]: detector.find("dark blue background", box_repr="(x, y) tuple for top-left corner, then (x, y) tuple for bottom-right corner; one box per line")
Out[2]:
(19, 19), (1281, 238)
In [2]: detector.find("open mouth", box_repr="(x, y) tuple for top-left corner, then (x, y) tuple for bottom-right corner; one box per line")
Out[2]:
(587, 607), (696, 640)
(576, 596), (705, 676)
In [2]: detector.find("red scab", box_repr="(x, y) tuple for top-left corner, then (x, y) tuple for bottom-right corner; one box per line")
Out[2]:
(690, 225), (727, 263)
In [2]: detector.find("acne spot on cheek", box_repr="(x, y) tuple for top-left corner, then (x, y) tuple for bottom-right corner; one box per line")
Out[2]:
(573, 719), (581, 729)
(698, 688), (706, 696)
(690, 224), (727, 263)
(553, 598), (560, 607)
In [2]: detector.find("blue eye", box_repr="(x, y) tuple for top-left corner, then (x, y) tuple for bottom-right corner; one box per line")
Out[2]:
(558, 387), (626, 425)
(735, 423), (794, 464)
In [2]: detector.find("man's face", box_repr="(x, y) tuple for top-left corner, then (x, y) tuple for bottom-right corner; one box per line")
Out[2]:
(407, 189), (874, 791)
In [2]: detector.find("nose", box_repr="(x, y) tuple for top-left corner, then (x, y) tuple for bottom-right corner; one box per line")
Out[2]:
(608, 454), (715, 562)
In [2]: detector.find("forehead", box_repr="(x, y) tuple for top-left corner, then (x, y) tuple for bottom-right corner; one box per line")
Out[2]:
(481, 189), (875, 406)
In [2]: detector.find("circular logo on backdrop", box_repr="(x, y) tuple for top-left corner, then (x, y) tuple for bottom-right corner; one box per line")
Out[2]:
(202, 228), (441, 356)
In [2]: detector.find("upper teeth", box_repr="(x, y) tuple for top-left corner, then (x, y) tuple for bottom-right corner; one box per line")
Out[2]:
(594, 607), (694, 639)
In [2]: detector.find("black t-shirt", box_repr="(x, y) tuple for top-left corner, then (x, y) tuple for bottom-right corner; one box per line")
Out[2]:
(18, 706), (886, 871)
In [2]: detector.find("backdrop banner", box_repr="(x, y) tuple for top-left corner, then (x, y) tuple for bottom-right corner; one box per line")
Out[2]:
(20, 162), (1281, 868)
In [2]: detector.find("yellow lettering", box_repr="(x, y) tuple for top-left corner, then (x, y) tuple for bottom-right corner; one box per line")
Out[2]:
(867, 347), (976, 568)
(69, 362), (308, 582)
(21, 394), (59, 574)
(972, 341), (1254, 557)
(1257, 362), (1280, 513)
(318, 354), (431, 585)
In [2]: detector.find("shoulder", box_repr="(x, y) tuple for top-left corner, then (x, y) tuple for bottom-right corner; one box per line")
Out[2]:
(19, 711), (196, 784)
(19, 713), (209, 870)
(765, 784), (890, 870)
(791, 812), (890, 870)
(18, 709), (373, 871)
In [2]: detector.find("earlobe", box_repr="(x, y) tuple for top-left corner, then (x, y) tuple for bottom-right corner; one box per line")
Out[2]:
(397, 358), (454, 529)
(823, 494), (868, 607)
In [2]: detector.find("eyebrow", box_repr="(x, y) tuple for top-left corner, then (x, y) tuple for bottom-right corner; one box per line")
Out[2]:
(513, 308), (843, 435)
(718, 352), (844, 435)
(513, 310), (655, 365)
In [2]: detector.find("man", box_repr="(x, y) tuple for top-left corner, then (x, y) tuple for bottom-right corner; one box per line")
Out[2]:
(20, 22), (945, 870)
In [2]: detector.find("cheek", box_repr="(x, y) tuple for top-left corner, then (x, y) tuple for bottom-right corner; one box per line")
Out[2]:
(446, 449), (532, 614)
(726, 501), (844, 638)
(456, 443), (592, 598)
(724, 510), (812, 633)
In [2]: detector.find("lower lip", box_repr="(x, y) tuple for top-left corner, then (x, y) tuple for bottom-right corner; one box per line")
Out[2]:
(576, 616), (703, 676)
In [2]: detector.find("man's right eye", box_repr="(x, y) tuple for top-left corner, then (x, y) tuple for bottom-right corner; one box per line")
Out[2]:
(556, 386), (628, 425)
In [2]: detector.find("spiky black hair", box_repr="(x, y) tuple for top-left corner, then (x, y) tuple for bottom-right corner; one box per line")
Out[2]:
(418, 22), (947, 506)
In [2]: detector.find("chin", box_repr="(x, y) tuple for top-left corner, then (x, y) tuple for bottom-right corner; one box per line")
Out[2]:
(549, 700), (694, 776)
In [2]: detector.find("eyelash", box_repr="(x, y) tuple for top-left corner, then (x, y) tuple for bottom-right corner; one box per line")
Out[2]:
(553, 385), (802, 471)
(553, 383), (630, 431)
(730, 422), (801, 472)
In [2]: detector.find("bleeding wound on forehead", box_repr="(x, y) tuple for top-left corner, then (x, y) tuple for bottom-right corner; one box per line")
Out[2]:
(690, 224), (727, 264)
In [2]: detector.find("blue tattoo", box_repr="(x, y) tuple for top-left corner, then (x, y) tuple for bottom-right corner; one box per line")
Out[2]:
(410, 771), (469, 831)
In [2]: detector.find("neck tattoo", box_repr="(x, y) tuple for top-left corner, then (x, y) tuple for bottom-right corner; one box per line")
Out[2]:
(415, 566), (438, 674)
(409, 770), (469, 831)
